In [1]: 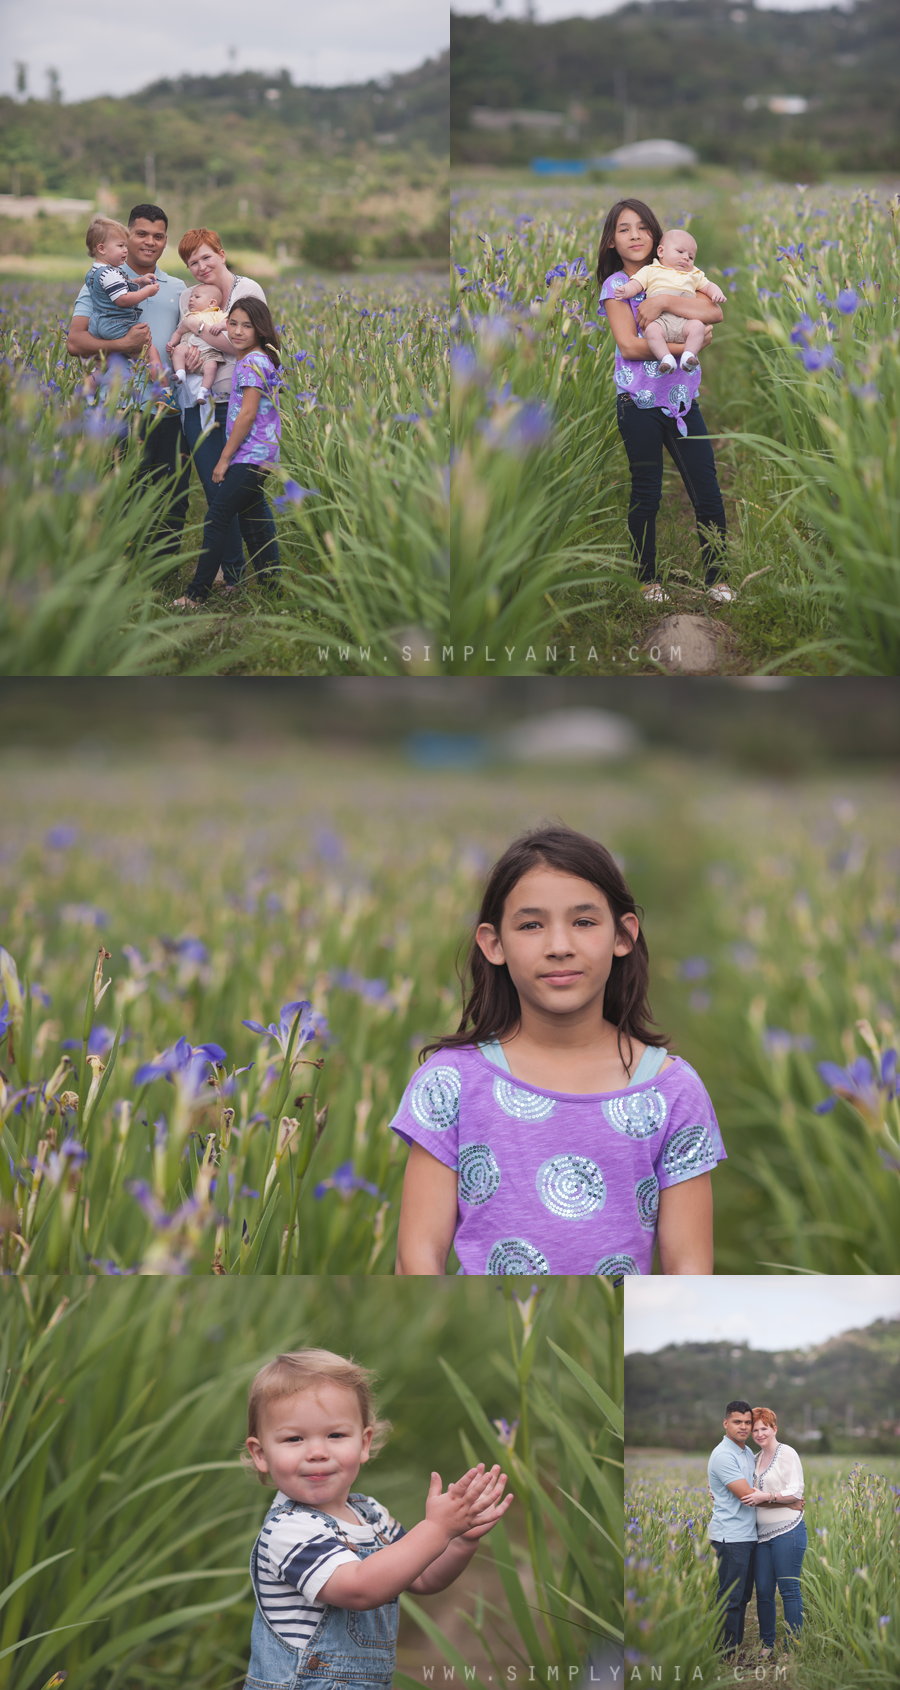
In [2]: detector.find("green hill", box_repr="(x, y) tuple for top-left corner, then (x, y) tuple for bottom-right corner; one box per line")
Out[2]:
(0, 54), (448, 265)
(626, 1318), (900, 1453)
(451, 0), (899, 178)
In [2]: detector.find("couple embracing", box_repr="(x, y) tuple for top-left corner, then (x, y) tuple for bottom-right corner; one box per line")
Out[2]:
(708, 1400), (807, 1664)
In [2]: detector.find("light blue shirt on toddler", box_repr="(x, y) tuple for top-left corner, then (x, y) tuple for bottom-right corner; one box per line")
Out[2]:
(707, 1435), (758, 1542)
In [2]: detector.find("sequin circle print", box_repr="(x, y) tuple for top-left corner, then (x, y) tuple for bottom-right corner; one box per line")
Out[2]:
(634, 389), (655, 409)
(592, 1253), (639, 1284)
(668, 382), (690, 410)
(458, 1143), (501, 1206)
(486, 1240), (551, 1275)
(493, 1076), (556, 1121)
(409, 1065), (460, 1132)
(661, 1123), (717, 1179)
(615, 366), (634, 388)
(642, 359), (660, 378)
(536, 1154), (605, 1219)
(602, 1087), (666, 1139)
(635, 1175), (660, 1230)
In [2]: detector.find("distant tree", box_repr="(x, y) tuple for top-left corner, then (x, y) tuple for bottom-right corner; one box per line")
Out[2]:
(15, 62), (27, 100)
(46, 67), (62, 105)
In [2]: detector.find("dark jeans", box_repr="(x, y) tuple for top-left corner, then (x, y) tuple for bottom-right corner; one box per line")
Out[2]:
(186, 463), (280, 603)
(137, 409), (191, 560)
(712, 1539), (756, 1654)
(616, 396), (727, 584)
(182, 401), (245, 580)
(754, 1520), (806, 1647)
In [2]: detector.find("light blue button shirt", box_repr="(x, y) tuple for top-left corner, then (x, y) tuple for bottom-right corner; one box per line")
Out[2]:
(72, 263), (185, 391)
(707, 1435), (758, 1542)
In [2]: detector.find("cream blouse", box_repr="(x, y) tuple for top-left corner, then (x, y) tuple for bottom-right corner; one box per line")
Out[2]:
(754, 1442), (805, 1542)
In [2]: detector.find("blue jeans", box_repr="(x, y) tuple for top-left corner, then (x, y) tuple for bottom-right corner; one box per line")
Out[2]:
(711, 1539), (756, 1654)
(754, 1520), (806, 1647)
(186, 463), (280, 602)
(137, 409), (191, 562)
(246, 1494), (397, 1688)
(181, 401), (245, 580)
(616, 396), (727, 584)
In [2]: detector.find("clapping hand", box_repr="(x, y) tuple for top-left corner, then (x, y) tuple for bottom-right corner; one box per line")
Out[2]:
(424, 1464), (512, 1542)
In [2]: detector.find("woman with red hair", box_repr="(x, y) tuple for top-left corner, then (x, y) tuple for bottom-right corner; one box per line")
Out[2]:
(740, 1406), (806, 1659)
(167, 227), (267, 588)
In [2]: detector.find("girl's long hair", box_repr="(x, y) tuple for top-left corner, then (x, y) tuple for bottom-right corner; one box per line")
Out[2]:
(420, 823), (667, 1074)
(596, 197), (663, 292)
(227, 296), (282, 369)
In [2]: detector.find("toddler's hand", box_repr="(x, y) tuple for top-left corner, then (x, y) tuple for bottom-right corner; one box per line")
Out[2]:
(425, 1464), (512, 1541)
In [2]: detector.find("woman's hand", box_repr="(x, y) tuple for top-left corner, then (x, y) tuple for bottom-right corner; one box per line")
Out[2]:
(740, 1489), (768, 1505)
(212, 455), (230, 485)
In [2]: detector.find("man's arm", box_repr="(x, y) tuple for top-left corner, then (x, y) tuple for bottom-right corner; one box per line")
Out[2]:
(657, 1174), (713, 1274)
(726, 1478), (754, 1499)
(603, 299), (712, 362)
(67, 315), (152, 358)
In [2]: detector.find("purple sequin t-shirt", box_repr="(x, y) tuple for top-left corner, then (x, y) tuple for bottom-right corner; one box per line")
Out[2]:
(599, 271), (702, 437)
(226, 350), (281, 466)
(390, 1047), (725, 1276)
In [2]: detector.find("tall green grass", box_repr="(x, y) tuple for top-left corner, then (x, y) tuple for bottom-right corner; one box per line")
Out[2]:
(625, 1451), (900, 1688)
(0, 1275), (619, 1687)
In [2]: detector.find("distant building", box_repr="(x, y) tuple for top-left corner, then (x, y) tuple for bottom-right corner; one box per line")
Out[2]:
(743, 96), (809, 115)
(0, 195), (94, 221)
(470, 107), (566, 132)
(596, 138), (698, 170)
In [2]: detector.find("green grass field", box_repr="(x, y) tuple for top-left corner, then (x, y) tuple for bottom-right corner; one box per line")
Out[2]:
(1, 738), (897, 1275)
(451, 167), (900, 674)
(625, 1448), (900, 1688)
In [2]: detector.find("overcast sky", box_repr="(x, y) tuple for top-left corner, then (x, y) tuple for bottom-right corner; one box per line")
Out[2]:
(452, 1), (850, 17)
(625, 1277), (900, 1354)
(0, 0), (448, 102)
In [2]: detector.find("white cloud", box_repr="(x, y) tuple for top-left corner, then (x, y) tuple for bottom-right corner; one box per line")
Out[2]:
(0, 0), (448, 102)
(625, 1277), (900, 1354)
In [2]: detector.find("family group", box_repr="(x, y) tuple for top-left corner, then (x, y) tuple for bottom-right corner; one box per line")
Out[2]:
(69, 202), (284, 606)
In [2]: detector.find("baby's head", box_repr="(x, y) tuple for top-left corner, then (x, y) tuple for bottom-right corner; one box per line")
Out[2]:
(86, 215), (130, 267)
(658, 228), (698, 271)
(187, 283), (223, 312)
(244, 1348), (391, 1503)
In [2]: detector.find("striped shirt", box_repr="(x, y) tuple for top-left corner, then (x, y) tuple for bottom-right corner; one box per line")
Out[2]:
(256, 1492), (405, 1647)
(92, 263), (136, 304)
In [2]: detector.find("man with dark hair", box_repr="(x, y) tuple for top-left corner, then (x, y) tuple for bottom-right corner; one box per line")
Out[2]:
(67, 203), (201, 562)
(707, 1402), (758, 1660)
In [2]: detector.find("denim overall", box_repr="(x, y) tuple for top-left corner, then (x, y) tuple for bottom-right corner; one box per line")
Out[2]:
(85, 264), (143, 341)
(245, 1493), (399, 1689)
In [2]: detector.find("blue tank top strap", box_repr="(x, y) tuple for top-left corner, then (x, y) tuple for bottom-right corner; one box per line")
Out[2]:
(477, 1038), (510, 1072)
(631, 1044), (669, 1083)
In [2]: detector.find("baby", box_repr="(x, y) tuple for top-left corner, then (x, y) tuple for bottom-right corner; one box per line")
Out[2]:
(82, 215), (162, 381)
(167, 283), (228, 404)
(243, 1348), (511, 1683)
(613, 227), (725, 375)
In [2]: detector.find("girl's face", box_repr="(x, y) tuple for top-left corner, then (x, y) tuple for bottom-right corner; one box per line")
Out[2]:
(613, 209), (655, 270)
(246, 1382), (373, 1509)
(227, 308), (258, 353)
(753, 1419), (776, 1447)
(475, 865), (639, 1020)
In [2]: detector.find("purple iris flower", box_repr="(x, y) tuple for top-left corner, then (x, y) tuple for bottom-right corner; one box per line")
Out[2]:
(45, 825), (78, 849)
(160, 936), (209, 964)
(799, 345), (834, 372)
(790, 314), (815, 345)
(315, 827), (344, 863)
(763, 1028), (815, 1057)
(836, 288), (858, 315)
(314, 1160), (385, 1200)
(60, 1136), (89, 1164)
(679, 957), (709, 981)
(815, 1051), (898, 1114)
(450, 345), (480, 383)
(273, 480), (321, 509)
(62, 1023), (119, 1057)
(0, 1001), (11, 1036)
(722, 268), (739, 278)
(133, 1037), (227, 1105)
(242, 1000), (316, 1060)
(332, 970), (388, 1003)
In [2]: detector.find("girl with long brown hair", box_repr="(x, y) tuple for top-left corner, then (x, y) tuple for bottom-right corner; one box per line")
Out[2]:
(391, 824), (724, 1277)
(598, 197), (731, 604)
